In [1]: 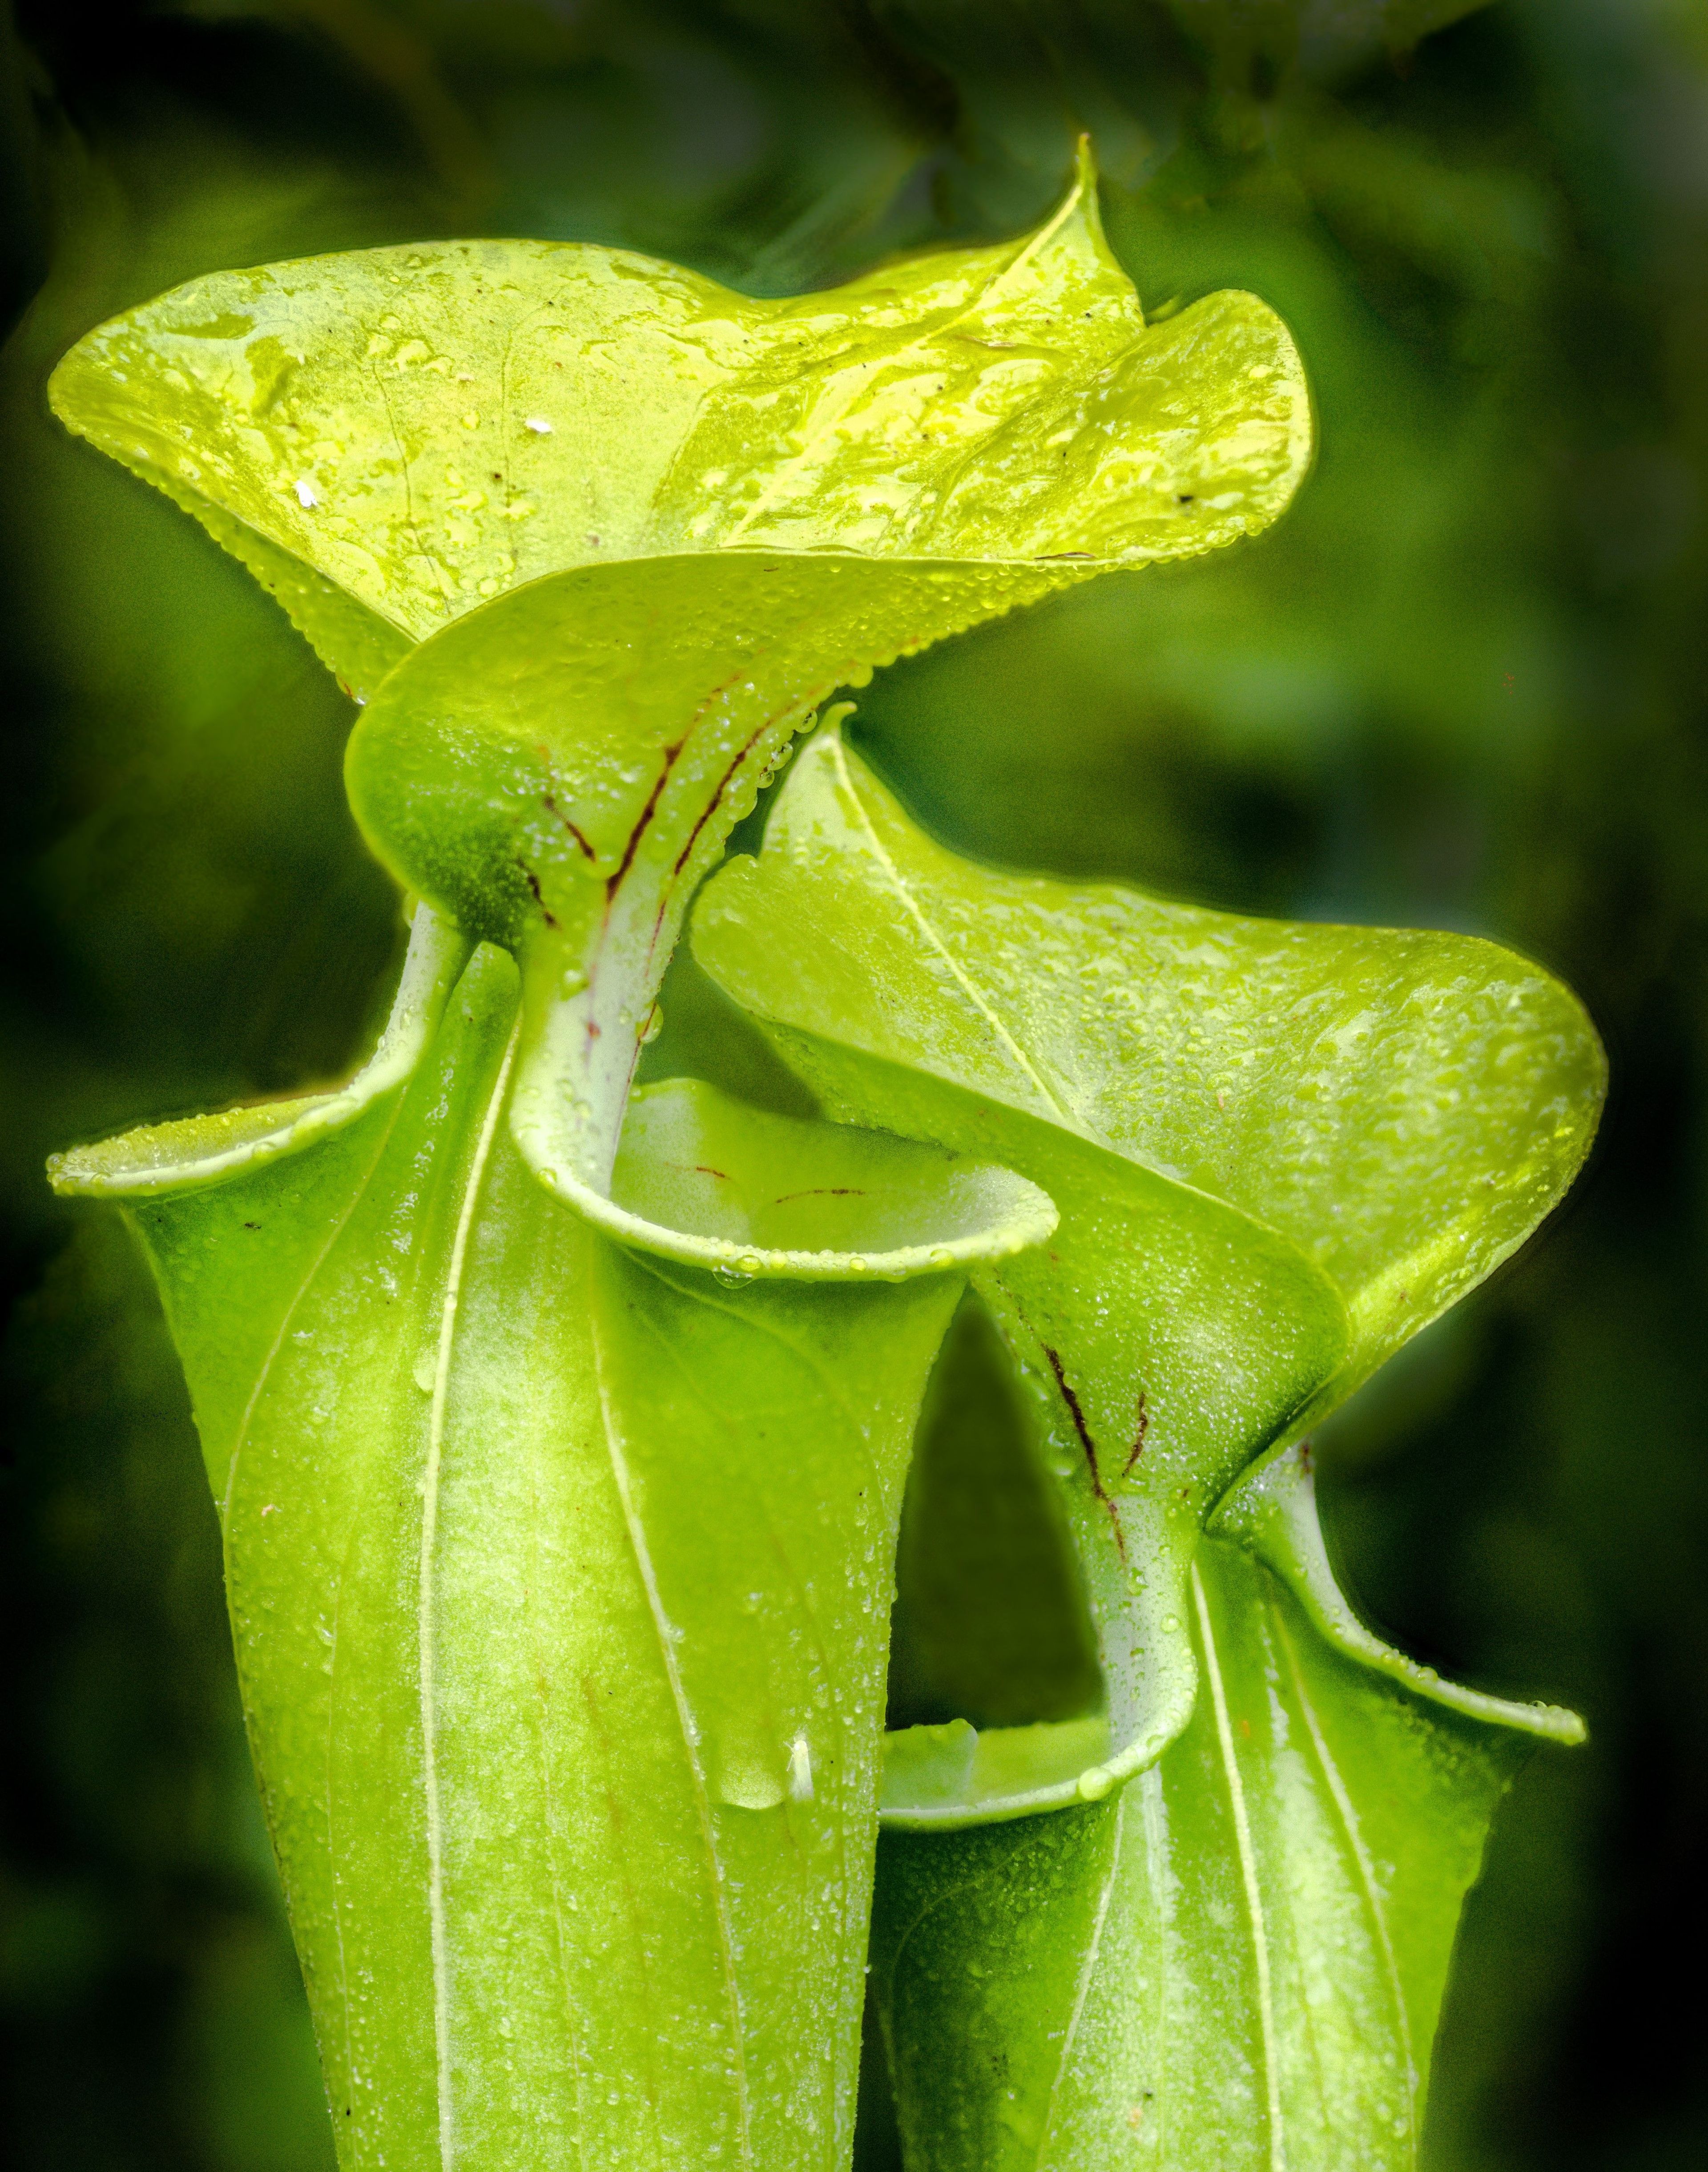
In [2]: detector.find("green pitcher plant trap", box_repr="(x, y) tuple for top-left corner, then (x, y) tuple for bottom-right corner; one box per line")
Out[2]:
(45, 143), (1603, 2172)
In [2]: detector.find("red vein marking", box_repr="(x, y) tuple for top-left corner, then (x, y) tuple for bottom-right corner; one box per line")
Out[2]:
(606, 738), (685, 899)
(520, 864), (560, 929)
(1041, 1340), (1127, 1565)
(541, 792), (595, 860)
(671, 714), (783, 878)
(645, 687), (834, 957)
(1122, 1392), (1149, 1479)
(694, 1165), (731, 1181)
(772, 1187), (866, 1204)
(608, 662), (756, 903)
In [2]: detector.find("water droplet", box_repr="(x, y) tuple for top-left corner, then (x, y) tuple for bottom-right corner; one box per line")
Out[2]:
(737, 1254), (762, 1277)
(712, 1262), (753, 1288)
(716, 1753), (784, 1810)
(412, 1352), (436, 1393)
(928, 1247), (955, 1269)
(524, 416), (554, 435)
(638, 1003), (663, 1045)
(846, 1256), (869, 1273)
(1076, 1765), (1113, 1803)
(294, 477), (318, 508)
(1161, 1615), (1180, 1634)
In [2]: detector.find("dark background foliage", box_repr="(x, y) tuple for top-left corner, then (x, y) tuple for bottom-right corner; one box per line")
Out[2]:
(1, 3), (1704, 2166)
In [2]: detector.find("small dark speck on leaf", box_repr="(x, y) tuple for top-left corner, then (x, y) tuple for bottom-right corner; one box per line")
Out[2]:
(243, 1221), (260, 1230)
(1176, 493), (1195, 504)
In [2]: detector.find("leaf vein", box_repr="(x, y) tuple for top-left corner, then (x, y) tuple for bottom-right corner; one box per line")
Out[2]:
(1193, 1561), (1284, 2172)
(590, 1302), (756, 2170)
(829, 733), (1075, 1127)
(1031, 1788), (1124, 2170)
(1271, 1596), (1418, 2133)
(419, 1017), (520, 2170)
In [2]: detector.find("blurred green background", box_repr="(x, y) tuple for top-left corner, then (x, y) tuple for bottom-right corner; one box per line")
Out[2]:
(2, 2), (1704, 2166)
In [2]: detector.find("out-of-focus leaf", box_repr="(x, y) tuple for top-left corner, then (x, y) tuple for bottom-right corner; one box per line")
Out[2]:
(1164, 0), (1494, 85)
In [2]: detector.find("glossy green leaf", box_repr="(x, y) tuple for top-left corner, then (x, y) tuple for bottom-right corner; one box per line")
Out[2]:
(51, 923), (1033, 2172)
(693, 723), (1600, 1820)
(49, 148), (1309, 1262)
(695, 725), (1598, 2164)
(869, 1446), (1547, 2172)
(47, 145), (1308, 696)
(42, 154), (1325, 2166)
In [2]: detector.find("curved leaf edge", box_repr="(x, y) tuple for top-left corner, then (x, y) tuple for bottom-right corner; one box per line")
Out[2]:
(47, 137), (1313, 711)
(1210, 1439), (1586, 1745)
(531, 1124), (1056, 1283)
(48, 908), (1056, 1283)
(878, 1432), (1581, 1832)
(697, 723), (1605, 1367)
(48, 902), (472, 1196)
